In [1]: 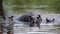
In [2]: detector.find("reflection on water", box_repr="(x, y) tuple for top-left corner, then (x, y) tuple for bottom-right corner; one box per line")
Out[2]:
(14, 24), (60, 34)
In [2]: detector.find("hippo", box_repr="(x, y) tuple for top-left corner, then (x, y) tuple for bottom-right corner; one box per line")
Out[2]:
(5, 16), (14, 33)
(28, 15), (35, 27)
(27, 15), (42, 29)
(0, 16), (14, 33)
(46, 18), (55, 24)
(35, 15), (42, 29)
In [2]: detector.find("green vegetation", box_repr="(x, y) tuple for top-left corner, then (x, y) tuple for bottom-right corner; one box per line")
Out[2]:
(3, 0), (60, 13)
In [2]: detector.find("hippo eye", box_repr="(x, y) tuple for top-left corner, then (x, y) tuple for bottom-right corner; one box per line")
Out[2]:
(37, 17), (39, 19)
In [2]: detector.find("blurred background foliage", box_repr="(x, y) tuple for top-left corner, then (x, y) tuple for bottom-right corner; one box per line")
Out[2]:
(3, 0), (60, 13)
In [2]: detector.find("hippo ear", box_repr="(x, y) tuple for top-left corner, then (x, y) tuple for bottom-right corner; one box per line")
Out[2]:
(3, 16), (6, 19)
(11, 16), (13, 18)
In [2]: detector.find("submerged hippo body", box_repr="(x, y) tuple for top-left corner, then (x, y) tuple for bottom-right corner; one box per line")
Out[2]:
(17, 12), (34, 22)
